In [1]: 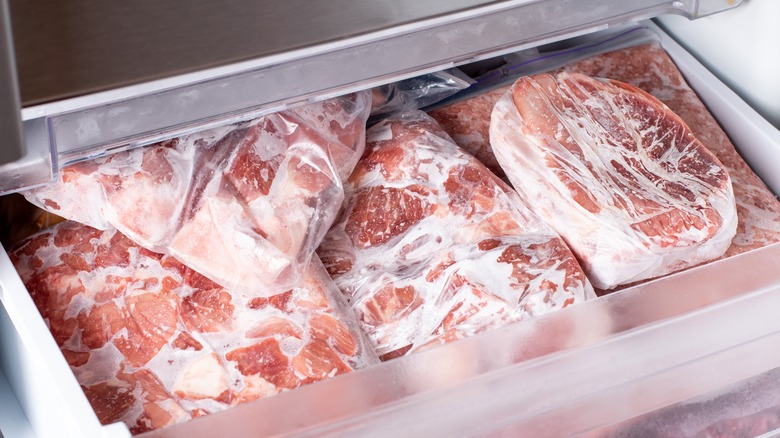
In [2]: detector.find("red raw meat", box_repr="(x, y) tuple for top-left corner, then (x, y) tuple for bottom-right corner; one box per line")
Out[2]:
(490, 72), (737, 289)
(318, 111), (593, 360)
(429, 86), (511, 179)
(24, 92), (371, 297)
(9, 221), (376, 434)
(429, 43), (780, 291)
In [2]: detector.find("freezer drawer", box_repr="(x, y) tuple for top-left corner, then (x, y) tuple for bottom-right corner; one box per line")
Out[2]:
(3, 19), (780, 437)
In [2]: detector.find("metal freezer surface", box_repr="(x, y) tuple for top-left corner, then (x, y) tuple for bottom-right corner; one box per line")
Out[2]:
(8, 0), (737, 107)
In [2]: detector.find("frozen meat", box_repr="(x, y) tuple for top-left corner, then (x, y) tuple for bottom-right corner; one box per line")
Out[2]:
(23, 92), (371, 297)
(490, 72), (737, 289)
(9, 221), (376, 434)
(318, 111), (594, 360)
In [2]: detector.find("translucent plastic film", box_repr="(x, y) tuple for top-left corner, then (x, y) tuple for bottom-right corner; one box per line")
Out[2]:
(368, 69), (473, 123)
(490, 73), (737, 289)
(9, 221), (377, 435)
(317, 111), (594, 360)
(23, 92), (371, 296)
(429, 25), (780, 289)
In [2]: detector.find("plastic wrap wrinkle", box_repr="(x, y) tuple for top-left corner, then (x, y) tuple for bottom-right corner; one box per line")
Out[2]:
(23, 91), (372, 296)
(9, 221), (377, 434)
(318, 111), (593, 360)
(490, 72), (737, 289)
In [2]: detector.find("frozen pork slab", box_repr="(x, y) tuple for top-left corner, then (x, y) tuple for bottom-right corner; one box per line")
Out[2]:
(9, 221), (376, 434)
(558, 43), (780, 259)
(24, 92), (371, 296)
(490, 72), (737, 289)
(318, 111), (593, 360)
(428, 43), (780, 284)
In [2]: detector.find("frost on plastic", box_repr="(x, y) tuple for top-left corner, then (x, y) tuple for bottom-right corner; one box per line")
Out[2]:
(9, 221), (378, 435)
(490, 72), (737, 289)
(23, 92), (372, 296)
(318, 111), (594, 360)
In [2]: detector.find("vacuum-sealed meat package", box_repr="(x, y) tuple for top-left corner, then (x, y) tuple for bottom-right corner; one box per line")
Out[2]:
(428, 41), (780, 290)
(23, 92), (371, 296)
(558, 43), (780, 260)
(318, 111), (594, 360)
(490, 72), (737, 289)
(9, 221), (377, 434)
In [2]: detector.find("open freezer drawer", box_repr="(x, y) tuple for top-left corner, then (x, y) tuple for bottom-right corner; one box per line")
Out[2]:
(4, 7), (780, 438)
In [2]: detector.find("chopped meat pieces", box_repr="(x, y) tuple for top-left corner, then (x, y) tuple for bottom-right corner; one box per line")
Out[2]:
(23, 92), (371, 297)
(9, 221), (376, 434)
(318, 111), (593, 359)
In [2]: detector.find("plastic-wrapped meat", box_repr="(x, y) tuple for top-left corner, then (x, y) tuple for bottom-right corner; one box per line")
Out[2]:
(318, 111), (594, 360)
(428, 86), (511, 179)
(9, 221), (377, 434)
(490, 72), (737, 290)
(557, 43), (780, 259)
(427, 43), (780, 285)
(23, 92), (371, 297)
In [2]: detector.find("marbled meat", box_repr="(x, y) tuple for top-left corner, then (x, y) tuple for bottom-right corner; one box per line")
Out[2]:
(10, 221), (376, 434)
(428, 43), (780, 286)
(318, 111), (594, 360)
(490, 72), (737, 289)
(24, 92), (371, 296)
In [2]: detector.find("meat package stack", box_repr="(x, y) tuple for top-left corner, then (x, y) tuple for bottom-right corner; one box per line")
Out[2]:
(11, 92), (379, 433)
(25, 93), (372, 297)
(10, 222), (374, 434)
(318, 111), (594, 360)
(10, 31), (780, 436)
(430, 41), (780, 290)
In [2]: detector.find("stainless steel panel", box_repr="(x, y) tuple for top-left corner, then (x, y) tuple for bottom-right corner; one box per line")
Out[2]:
(0, 0), (24, 165)
(8, 0), (501, 106)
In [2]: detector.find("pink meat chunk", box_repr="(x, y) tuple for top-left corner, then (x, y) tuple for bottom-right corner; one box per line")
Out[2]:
(24, 92), (371, 297)
(9, 221), (376, 434)
(318, 111), (593, 360)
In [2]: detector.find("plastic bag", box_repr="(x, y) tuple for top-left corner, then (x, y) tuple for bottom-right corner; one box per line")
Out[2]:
(428, 25), (660, 180)
(10, 220), (378, 434)
(318, 111), (594, 360)
(490, 72), (737, 289)
(369, 69), (473, 123)
(24, 91), (371, 296)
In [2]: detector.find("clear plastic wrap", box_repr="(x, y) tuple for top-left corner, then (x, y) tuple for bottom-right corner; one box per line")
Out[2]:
(317, 111), (594, 360)
(428, 25), (780, 290)
(428, 26), (659, 180)
(490, 72), (737, 289)
(23, 92), (371, 297)
(8, 221), (378, 435)
(369, 69), (473, 123)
